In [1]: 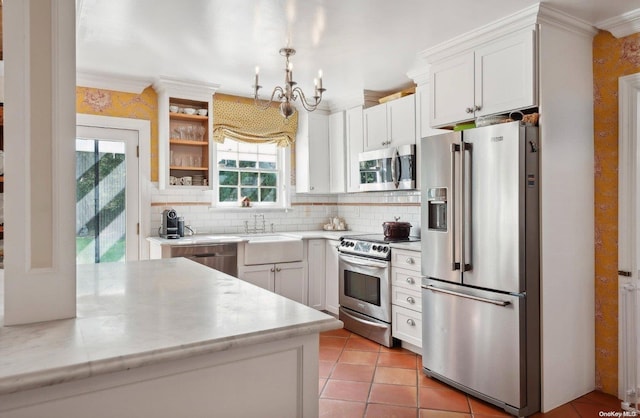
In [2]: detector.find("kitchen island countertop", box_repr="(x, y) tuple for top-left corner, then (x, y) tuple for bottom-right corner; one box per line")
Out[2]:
(146, 229), (357, 246)
(0, 259), (341, 397)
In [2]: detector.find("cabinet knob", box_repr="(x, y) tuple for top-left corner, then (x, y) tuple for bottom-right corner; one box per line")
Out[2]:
(406, 277), (415, 285)
(474, 105), (482, 112)
(406, 319), (416, 326)
(406, 296), (415, 304)
(276, 267), (281, 272)
(406, 258), (414, 264)
(465, 107), (474, 114)
(270, 267), (275, 272)
(310, 186), (315, 191)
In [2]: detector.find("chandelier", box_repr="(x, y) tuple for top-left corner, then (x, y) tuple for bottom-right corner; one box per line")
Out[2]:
(253, 47), (326, 119)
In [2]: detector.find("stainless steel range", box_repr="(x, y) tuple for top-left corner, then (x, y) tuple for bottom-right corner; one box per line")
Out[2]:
(338, 234), (420, 347)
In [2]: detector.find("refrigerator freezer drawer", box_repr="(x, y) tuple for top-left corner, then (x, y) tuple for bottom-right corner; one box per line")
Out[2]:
(421, 279), (524, 407)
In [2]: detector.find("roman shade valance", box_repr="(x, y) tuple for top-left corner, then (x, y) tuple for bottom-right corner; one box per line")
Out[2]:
(213, 94), (298, 147)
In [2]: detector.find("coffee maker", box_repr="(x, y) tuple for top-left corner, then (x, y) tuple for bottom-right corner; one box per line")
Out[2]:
(160, 209), (180, 239)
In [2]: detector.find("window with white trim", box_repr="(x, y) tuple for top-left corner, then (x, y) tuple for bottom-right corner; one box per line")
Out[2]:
(214, 138), (289, 207)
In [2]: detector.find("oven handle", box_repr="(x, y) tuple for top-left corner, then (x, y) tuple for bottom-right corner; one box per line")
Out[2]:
(339, 308), (389, 331)
(338, 254), (388, 269)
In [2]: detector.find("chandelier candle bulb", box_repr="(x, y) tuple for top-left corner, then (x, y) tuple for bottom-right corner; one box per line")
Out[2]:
(318, 69), (323, 89)
(254, 66), (259, 87)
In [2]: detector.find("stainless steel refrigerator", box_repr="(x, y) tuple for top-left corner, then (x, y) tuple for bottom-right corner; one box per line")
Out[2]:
(420, 121), (540, 417)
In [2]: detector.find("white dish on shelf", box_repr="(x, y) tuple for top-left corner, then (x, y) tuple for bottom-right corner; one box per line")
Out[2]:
(183, 108), (196, 115)
(169, 105), (179, 113)
(197, 109), (208, 116)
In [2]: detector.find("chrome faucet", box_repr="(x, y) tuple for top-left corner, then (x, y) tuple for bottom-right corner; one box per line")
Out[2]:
(244, 214), (266, 234)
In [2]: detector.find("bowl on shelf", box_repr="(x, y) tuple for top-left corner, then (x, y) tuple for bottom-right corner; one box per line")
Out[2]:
(169, 105), (179, 113)
(197, 109), (208, 116)
(183, 108), (196, 115)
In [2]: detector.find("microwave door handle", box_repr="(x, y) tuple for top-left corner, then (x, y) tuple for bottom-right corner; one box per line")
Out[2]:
(451, 143), (460, 271)
(391, 148), (400, 188)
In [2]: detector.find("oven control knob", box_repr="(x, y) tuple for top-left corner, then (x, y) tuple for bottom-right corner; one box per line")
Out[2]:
(372, 245), (378, 251)
(349, 242), (355, 247)
(383, 247), (389, 253)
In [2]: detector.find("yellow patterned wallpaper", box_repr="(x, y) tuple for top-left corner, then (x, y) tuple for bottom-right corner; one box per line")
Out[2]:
(593, 30), (640, 395)
(76, 86), (159, 181)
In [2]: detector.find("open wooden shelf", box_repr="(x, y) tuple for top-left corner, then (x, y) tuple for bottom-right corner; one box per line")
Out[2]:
(169, 112), (208, 122)
(169, 139), (208, 146)
(170, 166), (208, 171)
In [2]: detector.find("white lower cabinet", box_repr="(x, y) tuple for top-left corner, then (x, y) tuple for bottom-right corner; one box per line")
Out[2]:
(238, 261), (307, 305)
(391, 248), (422, 349)
(325, 240), (340, 315)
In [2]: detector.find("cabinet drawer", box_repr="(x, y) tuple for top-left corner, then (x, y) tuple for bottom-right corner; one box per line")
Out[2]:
(392, 305), (422, 348)
(392, 268), (422, 292)
(391, 249), (421, 272)
(392, 285), (422, 312)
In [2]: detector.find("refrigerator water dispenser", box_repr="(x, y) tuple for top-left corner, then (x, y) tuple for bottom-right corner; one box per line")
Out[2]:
(427, 187), (447, 231)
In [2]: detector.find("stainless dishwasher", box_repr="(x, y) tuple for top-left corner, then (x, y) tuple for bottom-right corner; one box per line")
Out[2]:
(170, 244), (237, 277)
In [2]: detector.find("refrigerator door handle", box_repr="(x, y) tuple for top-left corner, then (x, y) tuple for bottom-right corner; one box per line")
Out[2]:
(450, 143), (460, 271)
(460, 142), (472, 272)
(422, 284), (511, 307)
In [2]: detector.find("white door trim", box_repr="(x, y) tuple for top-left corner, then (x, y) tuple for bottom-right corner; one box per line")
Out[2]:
(617, 72), (640, 403)
(76, 114), (151, 260)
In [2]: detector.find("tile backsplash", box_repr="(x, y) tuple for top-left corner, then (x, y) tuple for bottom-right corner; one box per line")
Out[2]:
(149, 183), (421, 237)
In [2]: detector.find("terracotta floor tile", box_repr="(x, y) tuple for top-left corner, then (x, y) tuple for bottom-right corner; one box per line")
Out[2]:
(571, 400), (620, 417)
(319, 378), (327, 395)
(381, 345), (417, 354)
(419, 373), (451, 390)
(467, 397), (511, 417)
(378, 352), (418, 369)
(572, 391), (624, 411)
(420, 410), (472, 418)
(319, 399), (367, 418)
(530, 403), (579, 418)
(320, 346), (343, 362)
(331, 363), (376, 382)
(319, 360), (336, 378)
(369, 383), (418, 407)
(345, 335), (383, 352)
(321, 379), (372, 402)
(320, 336), (348, 350)
(419, 387), (470, 413)
(339, 349), (379, 365)
(321, 328), (352, 338)
(365, 403), (418, 418)
(374, 366), (418, 386)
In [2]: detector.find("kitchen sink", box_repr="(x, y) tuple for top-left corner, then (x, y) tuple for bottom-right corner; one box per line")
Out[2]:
(243, 234), (303, 265)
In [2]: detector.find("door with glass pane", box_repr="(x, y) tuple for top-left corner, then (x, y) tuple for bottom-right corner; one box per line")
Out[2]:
(76, 126), (139, 264)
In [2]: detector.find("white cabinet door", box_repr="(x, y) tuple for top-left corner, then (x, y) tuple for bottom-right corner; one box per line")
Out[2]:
(238, 264), (274, 292)
(307, 239), (326, 310)
(345, 106), (364, 193)
(329, 112), (346, 193)
(363, 104), (388, 151)
(430, 52), (474, 127)
(295, 112), (330, 193)
(475, 29), (536, 117)
(275, 261), (307, 304)
(387, 95), (416, 147)
(325, 240), (340, 315)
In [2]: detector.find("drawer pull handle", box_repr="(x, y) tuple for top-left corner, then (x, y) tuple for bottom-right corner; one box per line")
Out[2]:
(406, 319), (416, 326)
(406, 277), (415, 285)
(406, 296), (415, 304)
(406, 258), (414, 264)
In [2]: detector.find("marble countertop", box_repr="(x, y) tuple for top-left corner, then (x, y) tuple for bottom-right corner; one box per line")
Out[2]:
(0, 259), (341, 396)
(146, 230), (356, 246)
(390, 241), (422, 252)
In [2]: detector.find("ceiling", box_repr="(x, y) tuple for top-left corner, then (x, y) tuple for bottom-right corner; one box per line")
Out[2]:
(76, 0), (639, 107)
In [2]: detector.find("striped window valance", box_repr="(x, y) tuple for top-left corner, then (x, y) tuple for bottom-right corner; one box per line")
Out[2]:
(213, 94), (298, 147)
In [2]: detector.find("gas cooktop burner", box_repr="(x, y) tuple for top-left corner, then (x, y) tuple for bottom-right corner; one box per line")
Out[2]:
(338, 234), (420, 260)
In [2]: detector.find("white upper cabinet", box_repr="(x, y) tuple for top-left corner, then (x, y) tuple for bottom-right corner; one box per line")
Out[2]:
(295, 111), (330, 194)
(429, 29), (536, 128)
(345, 106), (364, 193)
(329, 111), (346, 193)
(363, 94), (416, 151)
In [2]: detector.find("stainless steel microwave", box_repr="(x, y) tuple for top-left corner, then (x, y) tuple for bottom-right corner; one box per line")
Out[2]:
(359, 144), (416, 191)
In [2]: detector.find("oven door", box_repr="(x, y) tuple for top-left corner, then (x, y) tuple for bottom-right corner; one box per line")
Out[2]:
(338, 253), (391, 323)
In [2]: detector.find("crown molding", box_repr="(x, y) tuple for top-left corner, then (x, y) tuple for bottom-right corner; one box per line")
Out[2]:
(407, 66), (429, 86)
(596, 8), (640, 38)
(152, 77), (220, 100)
(76, 70), (152, 94)
(537, 3), (598, 38)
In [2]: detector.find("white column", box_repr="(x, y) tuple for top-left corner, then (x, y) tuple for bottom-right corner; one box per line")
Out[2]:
(3, 0), (77, 325)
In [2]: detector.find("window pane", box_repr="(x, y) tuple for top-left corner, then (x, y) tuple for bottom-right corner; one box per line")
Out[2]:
(260, 172), (277, 187)
(238, 142), (258, 153)
(261, 188), (277, 202)
(257, 143), (277, 155)
(219, 171), (238, 186)
(219, 187), (238, 202)
(218, 157), (237, 168)
(241, 172), (258, 186)
(241, 188), (259, 201)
